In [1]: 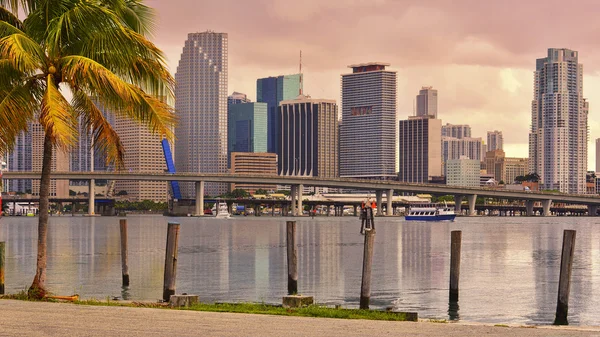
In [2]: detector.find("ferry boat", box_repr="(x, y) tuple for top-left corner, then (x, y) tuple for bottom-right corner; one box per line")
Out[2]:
(405, 203), (456, 221)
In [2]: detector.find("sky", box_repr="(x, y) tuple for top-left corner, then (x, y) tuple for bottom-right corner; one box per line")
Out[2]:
(148, 0), (600, 169)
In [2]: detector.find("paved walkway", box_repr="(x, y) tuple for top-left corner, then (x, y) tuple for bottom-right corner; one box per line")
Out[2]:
(2, 300), (600, 336)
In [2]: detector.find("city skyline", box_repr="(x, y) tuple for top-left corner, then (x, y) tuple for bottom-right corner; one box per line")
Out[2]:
(147, 0), (600, 169)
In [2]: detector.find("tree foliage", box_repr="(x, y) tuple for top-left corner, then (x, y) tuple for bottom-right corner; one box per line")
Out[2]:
(0, 0), (175, 298)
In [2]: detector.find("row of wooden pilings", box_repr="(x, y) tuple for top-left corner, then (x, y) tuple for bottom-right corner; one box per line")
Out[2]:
(0, 223), (576, 324)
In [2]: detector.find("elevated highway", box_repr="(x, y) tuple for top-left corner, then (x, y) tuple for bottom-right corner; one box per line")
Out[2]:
(4, 171), (600, 216)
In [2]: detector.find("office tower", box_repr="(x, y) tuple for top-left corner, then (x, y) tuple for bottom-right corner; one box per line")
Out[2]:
(398, 116), (442, 183)
(277, 95), (338, 178)
(340, 63), (397, 179)
(487, 130), (504, 151)
(596, 138), (600, 173)
(256, 74), (302, 154)
(113, 118), (168, 202)
(175, 31), (229, 197)
(485, 150), (528, 184)
(416, 86), (438, 118)
(442, 124), (471, 139)
(441, 136), (483, 174)
(70, 105), (115, 187)
(31, 123), (69, 197)
(529, 48), (588, 194)
(446, 156), (480, 187)
(228, 92), (251, 106)
(6, 129), (32, 193)
(227, 102), (268, 167)
(230, 152), (278, 194)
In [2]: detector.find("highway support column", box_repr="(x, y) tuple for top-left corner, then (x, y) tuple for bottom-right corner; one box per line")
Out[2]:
(195, 181), (204, 216)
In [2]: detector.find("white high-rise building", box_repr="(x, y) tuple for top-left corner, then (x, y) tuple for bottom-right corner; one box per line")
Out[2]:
(529, 48), (588, 194)
(441, 136), (483, 174)
(175, 31), (229, 197)
(487, 130), (503, 151)
(416, 86), (438, 118)
(340, 62), (397, 179)
(442, 124), (471, 139)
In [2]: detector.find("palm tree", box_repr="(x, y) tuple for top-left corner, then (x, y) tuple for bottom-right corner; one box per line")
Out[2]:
(0, 0), (175, 298)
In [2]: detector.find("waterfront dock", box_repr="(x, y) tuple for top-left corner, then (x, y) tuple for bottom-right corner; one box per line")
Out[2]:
(1, 300), (599, 337)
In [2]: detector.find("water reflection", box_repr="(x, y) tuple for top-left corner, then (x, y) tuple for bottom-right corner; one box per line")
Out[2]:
(2, 215), (600, 325)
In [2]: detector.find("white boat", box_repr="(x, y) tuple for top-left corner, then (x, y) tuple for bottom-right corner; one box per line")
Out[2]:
(214, 200), (231, 219)
(405, 203), (456, 221)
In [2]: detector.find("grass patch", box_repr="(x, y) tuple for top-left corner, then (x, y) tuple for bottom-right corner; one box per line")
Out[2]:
(428, 319), (447, 323)
(183, 302), (415, 321)
(494, 324), (509, 327)
(69, 299), (417, 322)
(4, 294), (417, 322)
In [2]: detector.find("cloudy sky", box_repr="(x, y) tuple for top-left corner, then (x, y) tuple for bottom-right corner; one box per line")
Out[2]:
(148, 0), (600, 168)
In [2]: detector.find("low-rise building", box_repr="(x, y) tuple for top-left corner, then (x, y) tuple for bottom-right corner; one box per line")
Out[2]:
(230, 152), (278, 194)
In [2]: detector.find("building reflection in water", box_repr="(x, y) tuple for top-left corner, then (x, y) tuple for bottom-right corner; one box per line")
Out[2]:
(2, 216), (600, 325)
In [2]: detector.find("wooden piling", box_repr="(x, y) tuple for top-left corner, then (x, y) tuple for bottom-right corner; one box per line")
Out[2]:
(163, 222), (180, 302)
(554, 229), (576, 325)
(360, 228), (376, 309)
(0, 242), (4, 295)
(119, 219), (129, 287)
(449, 231), (462, 302)
(286, 221), (298, 295)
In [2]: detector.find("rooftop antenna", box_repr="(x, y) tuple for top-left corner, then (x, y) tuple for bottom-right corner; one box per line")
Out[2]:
(299, 50), (303, 96)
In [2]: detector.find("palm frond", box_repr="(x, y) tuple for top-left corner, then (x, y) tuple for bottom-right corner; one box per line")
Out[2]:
(60, 55), (176, 140)
(40, 74), (77, 149)
(0, 32), (46, 73)
(71, 88), (125, 170)
(0, 58), (27, 90)
(0, 80), (38, 154)
(61, 25), (173, 96)
(0, 6), (24, 30)
(118, 0), (156, 37)
(0, 20), (25, 38)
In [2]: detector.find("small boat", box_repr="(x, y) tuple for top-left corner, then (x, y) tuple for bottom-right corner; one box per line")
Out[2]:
(214, 200), (231, 219)
(405, 203), (456, 221)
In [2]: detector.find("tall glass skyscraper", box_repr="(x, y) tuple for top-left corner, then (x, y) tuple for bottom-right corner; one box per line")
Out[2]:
(227, 102), (268, 167)
(529, 48), (588, 194)
(340, 63), (397, 179)
(256, 74), (302, 154)
(175, 31), (229, 197)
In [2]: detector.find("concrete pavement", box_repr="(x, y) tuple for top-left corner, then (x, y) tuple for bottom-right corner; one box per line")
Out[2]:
(1, 300), (600, 336)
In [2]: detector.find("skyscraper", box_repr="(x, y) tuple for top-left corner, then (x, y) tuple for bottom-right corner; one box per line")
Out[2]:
(113, 118), (168, 202)
(529, 48), (588, 194)
(340, 62), (397, 179)
(487, 130), (503, 151)
(416, 86), (438, 118)
(441, 136), (483, 174)
(6, 129), (32, 193)
(442, 124), (471, 139)
(227, 102), (268, 164)
(228, 91), (251, 106)
(175, 31), (229, 197)
(256, 74), (302, 154)
(398, 116), (442, 183)
(277, 95), (338, 178)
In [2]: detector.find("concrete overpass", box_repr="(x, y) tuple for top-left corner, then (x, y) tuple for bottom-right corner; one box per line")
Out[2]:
(4, 171), (600, 216)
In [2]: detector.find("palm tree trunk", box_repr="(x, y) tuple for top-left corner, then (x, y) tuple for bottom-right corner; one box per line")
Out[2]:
(29, 133), (53, 298)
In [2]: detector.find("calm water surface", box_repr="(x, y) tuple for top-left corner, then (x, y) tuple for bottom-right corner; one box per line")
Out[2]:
(2, 215), (600, 325)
